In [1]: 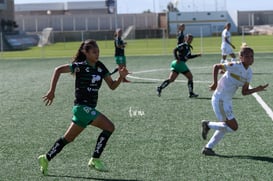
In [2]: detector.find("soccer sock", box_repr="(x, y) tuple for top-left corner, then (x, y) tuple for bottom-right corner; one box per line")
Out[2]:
(208, 122), (227, 130)
(187, 80), (193, 94)
(159, 79), (170, 89)
(206, 130), (226, 149)
(110, 68), (118, 75)
(46, 137), (69, 161)
(92, 130), (112, 158)
(208, 122), (234, 132)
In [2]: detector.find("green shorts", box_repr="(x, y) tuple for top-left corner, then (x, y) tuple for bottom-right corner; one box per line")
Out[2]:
(72, 105), (100, 128)
(115, 56), (126, 65)
(170, 60), (190, 74)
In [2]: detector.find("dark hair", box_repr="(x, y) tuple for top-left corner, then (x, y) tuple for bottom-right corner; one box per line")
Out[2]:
(72, 39), (99, 62)
(186, 33), (193, 38)
(114, 28), (121, 38)
(239, 46), (254, 57)
(225, 22), (231, 28)
(179, 23), (185, 27)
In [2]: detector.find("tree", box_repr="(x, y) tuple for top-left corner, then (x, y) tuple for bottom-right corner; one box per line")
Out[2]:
(167, 1), (179, 12)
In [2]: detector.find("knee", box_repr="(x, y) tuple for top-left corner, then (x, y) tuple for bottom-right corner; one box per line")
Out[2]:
(111, 124), (115, 133)
(225, 119), (238, 131)
(107, 122), (115, 133)
(187, 74), (193, 80)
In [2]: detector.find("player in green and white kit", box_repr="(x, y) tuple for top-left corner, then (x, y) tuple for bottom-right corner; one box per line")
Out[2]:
(177, 23), (185, 45)
(38, 39), (129, 175)
(110, 28), (130, 82)
(157, 34), (201, 98)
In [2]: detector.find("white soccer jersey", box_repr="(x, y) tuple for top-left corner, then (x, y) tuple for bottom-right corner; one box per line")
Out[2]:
(221, 29), (231, 49)
(215, 62), (252, 99)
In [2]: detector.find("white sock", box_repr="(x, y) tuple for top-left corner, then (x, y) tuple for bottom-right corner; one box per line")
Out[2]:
(208, 121), (234, 132)
(206, 130), (226, 149)
(208, 121), (226, 130)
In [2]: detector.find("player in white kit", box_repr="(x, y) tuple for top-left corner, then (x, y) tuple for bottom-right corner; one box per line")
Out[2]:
(220, 22), (236, 63)
(201, 45), (269, 156)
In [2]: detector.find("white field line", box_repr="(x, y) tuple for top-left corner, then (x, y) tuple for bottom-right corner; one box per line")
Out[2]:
(127, 68), (273, 121)
(250, 86), (273, 121)
(128, 68), (211, 83)
(127, 75), (210, 83)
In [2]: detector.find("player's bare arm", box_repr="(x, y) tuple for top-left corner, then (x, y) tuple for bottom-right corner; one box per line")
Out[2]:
(242, 83), (269, 96)
(225, 37), (235, 49)
(43, 64), (71, 106)
(173, 47), (180, 61)
(209, 64), (222, 91)
(104, 67), (129, 90)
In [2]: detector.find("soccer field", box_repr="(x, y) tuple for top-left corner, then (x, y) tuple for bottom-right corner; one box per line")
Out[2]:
(1, 51), (273, 180)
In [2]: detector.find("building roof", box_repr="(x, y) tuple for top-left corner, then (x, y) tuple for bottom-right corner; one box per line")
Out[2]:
(15, 1), (106, 12)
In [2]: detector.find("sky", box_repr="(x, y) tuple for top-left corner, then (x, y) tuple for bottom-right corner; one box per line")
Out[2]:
(14, 0), (273, 14)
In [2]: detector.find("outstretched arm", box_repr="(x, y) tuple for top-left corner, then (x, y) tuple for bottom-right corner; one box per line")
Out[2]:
(104, 67), (129, 90)
(242, 83), (269, 96)
(188, 53), (202, 59)
(42, 64), (71, 106)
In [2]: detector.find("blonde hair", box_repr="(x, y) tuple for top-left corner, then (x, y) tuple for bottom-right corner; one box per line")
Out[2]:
(241, 42), (248, 48)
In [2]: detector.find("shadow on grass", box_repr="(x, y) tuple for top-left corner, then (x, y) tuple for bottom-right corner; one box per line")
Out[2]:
(216, 154), (273, 163)
(253, 72), (273, 75)
(47, 174), (141, 181)
(195, 97), (211, 100)
(129, 81), (158, 84)
(163, 96), (212, 101)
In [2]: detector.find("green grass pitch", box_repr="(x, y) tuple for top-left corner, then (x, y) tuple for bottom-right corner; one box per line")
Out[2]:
(0, 36), (273, 180)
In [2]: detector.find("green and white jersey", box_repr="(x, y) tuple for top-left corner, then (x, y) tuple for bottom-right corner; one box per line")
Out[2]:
(177, 31), (184, 45)
(70, 60), (110, 108)
(114, 37), (125, 56)
(174, 43), (193, 62)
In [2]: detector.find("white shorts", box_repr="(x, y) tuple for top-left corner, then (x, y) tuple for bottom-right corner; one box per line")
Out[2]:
(221, 45), (233, 56)
(211, 93), (234, 121)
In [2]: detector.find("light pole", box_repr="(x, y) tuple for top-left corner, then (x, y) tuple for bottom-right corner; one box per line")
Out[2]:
(47, 10), (51, 27)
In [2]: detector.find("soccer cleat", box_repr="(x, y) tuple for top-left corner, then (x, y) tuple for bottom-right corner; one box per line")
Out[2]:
(156, 87), (162, 97)
(201, 147), (216, 156)
(189, 92), (199, 98)
(38, 155), (48, 175)
(201, 120), (210, 140)
(88, 158), (108, 172)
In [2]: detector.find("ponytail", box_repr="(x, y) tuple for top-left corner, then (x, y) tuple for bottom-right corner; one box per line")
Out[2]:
(72, 39), (98, 62)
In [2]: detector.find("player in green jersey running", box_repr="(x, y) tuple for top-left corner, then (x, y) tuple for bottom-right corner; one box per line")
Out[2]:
(38, 39), (129, 175)
(157, 34), (202, 98)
